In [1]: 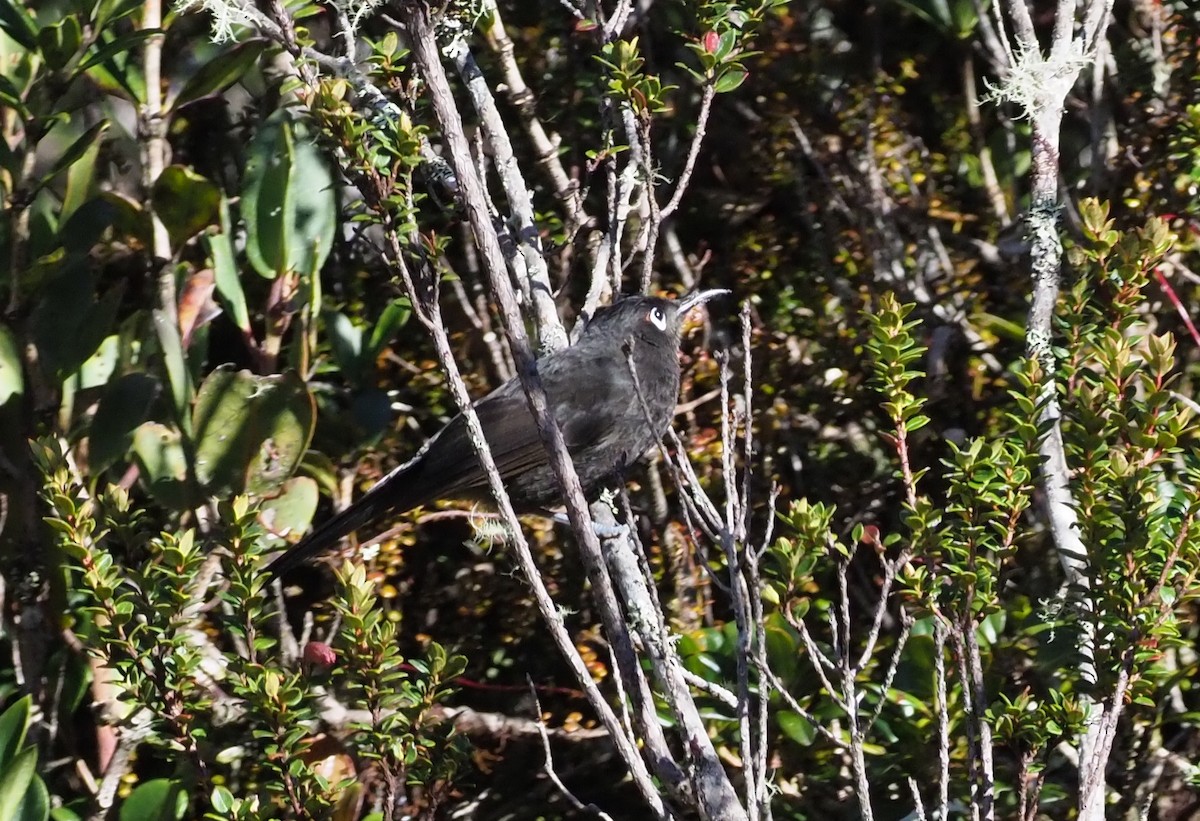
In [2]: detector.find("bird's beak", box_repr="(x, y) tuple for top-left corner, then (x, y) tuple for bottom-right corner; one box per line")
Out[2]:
(679, 288), (731, 313)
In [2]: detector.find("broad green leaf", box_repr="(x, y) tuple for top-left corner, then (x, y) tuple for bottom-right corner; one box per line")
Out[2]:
(260, 476), (318, 543)
(713, 66), (747, 94)
(89, 372), (161, 473)
(324, 310), (364, 385)
(776, 710), (816, 746)
(118, 779), (187, 821)
(0, 747), (36, 821)
(132, 422), (194, 509)
(151, 166), (221, 250)
(14, 772), (48, 821)
(0, 74), (29, 120)
(60, 197), (123, 255)
(241, 111), (336, 280)
(242, 112), (294, 279)
(94, 0), (148, 32)
(192, 367), (315, 495)
(29, 262), (123, 380)
(0, 696), (31, 771)
(83, 45), (143, 102)
(171, 38), (268, 110)
(76, 29), (160, 72)
(78, 334), (119, 389)
(60, 128), (104, 226)
(98, 191), (149, 247)
(36, 16), (82, 71)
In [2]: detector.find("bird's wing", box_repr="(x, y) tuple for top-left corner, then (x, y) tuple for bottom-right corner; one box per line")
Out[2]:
(437, 348), (628, 494)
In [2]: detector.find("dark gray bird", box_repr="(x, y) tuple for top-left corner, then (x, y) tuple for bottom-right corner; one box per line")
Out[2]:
(266, 290), (727, 577)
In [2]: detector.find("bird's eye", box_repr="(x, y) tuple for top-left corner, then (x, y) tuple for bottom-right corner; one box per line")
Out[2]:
(647, 307), (667, 331)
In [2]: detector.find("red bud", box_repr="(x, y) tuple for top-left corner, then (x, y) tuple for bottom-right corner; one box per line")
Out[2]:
(303, 641), (336, 671)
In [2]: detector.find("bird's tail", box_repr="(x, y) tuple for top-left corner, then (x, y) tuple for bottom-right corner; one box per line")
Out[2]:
(265, 458), (431, 578)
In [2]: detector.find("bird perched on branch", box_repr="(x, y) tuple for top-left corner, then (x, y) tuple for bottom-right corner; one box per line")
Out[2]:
(266, 290), (728, 577)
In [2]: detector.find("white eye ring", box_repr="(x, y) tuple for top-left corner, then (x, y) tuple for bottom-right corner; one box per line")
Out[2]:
(648, 307), (667, 331)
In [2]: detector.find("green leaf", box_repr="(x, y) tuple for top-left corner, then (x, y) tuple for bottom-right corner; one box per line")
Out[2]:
(713, 65), (747, 94)
(42, 121), (110, 188)
(0, 0), (37, 50)
(0, 747), (37, 821)
(77, 29), (161, 72)
(60, 129), (105, 227)
(153, 305), (192, 425)
(89, 372), (161, 473)
(36, 16), (82, 71)
(324, 310), (364, 385)
(209, 786), (233, 813)
(241, 111), (336, 279)
(0, 74), (29, 120)
(171, 39), (268, 110)
(0, 324), (23, 407)
(60, 197), (122, 255)
(14, 772), (49, 821)
(205, 198), (250, 334)
(0, 696), (32, 771)
(151, 166), (221, 250)
(132, 422), (194, 509)
(365, 298), (413, 363)
(191, 367), (315, 495)
(776, 710), (816, 746)
(78, 333), (120, 390)
(118, 779), (188, 821)
(83, 42), (144, 102)
(260, 476), (319, 543)
(94, 0), (147, 32)
(29, 262), (124, 380)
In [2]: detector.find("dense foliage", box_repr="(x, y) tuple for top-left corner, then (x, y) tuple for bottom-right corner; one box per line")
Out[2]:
(2, 0), (1200, 818)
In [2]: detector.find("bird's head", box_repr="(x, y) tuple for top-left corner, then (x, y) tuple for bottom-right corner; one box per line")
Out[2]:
(587, 289), (729, 348)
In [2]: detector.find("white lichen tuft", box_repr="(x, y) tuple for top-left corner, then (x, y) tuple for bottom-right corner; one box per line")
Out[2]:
(337, 0), (384, 32)
(468, 511), (513, 551)
(981, 40), (1093, 120)
(174, 0), (268, 43)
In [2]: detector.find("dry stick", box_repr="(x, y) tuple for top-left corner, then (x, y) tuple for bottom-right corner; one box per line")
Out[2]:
(603, 0), (635, 38)
(991, 2), (1115, 818)
(908, 778), (928, 821)
(948, 628), (981, 821)
(581, 98), (644, 335)
(736, 307), (771, 815)
(934, 617), (950, 821)
(835, 555), (876, 821)
(480, 1), (585, 229)
(399, 6), (705, 815)
(963, 623), (995, 819)
(628, 70), (714, 289)
(528, 679), (615, 820)
(451, 42), (567, 351)
(962, 54), (1010, 225)
(715, 352), (758, 819)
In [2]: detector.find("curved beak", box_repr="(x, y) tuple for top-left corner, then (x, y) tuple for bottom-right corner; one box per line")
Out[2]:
(679, 288), (731, 313)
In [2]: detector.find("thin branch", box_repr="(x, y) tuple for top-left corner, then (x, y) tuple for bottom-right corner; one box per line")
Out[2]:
(528, 679), (617, 820)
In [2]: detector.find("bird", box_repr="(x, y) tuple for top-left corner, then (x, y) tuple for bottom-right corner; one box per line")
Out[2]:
(266, 289), (728, 577)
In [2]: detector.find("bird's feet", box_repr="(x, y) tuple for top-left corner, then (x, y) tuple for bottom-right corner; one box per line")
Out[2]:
(542, 510), (629, 540)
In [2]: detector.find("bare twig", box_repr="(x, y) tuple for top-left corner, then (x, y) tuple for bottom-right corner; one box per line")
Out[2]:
(528, 679), (616, 820)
